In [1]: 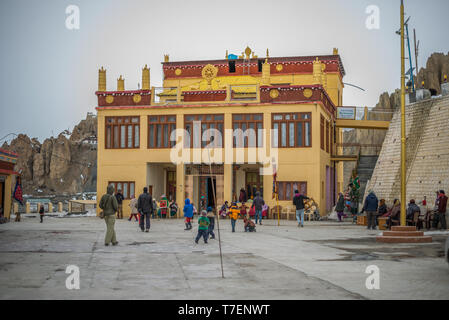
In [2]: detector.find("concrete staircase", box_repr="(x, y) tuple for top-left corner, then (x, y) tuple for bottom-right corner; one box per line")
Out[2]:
(376, 226), (432, 243)
(356, 155), (378, 197)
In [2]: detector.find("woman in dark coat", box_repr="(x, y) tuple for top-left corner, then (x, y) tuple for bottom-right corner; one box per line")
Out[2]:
(335, 193), (346, 222)
(39, 205), (45, 223)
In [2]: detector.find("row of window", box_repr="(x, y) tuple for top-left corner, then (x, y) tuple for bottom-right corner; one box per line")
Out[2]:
(105, 113), (313, 149)
(108, 181), (136, 199)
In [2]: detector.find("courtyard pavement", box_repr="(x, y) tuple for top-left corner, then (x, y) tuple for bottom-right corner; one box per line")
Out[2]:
(0, 215), (448, 300)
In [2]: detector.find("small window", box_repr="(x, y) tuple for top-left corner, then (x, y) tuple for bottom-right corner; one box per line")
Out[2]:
(229, 60), (236, 73)
(258, 60), (264, 72)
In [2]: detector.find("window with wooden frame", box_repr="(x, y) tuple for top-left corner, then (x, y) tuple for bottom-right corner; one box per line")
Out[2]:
(184, 114), (224, 148)
(277, 181), (307, 201)
(271, 113), (311, 148)
(326, 120), (330, 153)
(320, 115), (325, 151)
(148, 115), (176, 148)
(108, 181), (135, 199)
(105, 116), (140, 149)
(232, 114), (263, 148)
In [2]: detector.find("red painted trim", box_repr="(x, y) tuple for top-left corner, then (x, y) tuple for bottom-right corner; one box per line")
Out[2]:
(0, 168), (19, 175)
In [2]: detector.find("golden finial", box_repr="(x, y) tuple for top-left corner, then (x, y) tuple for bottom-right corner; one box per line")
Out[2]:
(266, 48), (269, 58)
(98, 66), (106, 91)
(333, 48), (339, 55)
(164, 54), (169, 62)
(225, 50), (228, 59)
(117, 75), (125, 91)
(142, 65), (150, 90)
(244, 46), (252, 59)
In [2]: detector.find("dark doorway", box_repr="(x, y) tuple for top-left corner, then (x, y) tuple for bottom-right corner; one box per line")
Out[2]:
(228, 61), (236, 73)
(207, 177), (216, 208)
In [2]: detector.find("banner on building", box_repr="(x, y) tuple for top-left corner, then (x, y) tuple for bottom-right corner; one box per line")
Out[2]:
(337, 107), (356, 120)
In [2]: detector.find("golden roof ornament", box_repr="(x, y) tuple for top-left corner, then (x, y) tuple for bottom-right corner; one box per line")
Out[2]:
(333, 48), (339, 55)
(201, 64), (218, 88)
(244, 46), (252, 59)
(164, 54), (169, 62)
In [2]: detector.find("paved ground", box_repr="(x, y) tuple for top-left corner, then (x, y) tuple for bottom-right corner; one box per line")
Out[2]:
(0, 216), (448, 300)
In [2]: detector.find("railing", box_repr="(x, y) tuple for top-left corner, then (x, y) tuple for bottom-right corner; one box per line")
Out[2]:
(152, 87), (180, 104)
(337, 106), (395, 121)
(229, 84), (259, 102)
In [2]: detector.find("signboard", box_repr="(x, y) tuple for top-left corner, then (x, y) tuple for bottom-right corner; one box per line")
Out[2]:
(337, 107), (356, 120)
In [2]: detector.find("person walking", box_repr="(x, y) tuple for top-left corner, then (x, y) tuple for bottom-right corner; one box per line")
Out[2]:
(128, 195), (139, 222)
(335, 192), (346, 222)
(433, 190), (447, 230)
(206, 206), (215, 239)
(252, 192), (265, 225)
(137, 187), (153, 232)
(349, 183), (360, 223)
(361, 190), (379, 230)
(99, 184), (119, 246)
(115, 189), (124, 219)
(229, 202), (239, 232)
(195, 210), (210, 244)
(39, 204), (45, 223)
(293, 190), (309, 227)
(183, 198), (193, 230)
(152, 199), (157, 219)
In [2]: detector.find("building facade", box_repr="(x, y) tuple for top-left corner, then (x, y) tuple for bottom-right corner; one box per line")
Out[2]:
(0, 148), (19, 219)
(95, 47), (346, 217)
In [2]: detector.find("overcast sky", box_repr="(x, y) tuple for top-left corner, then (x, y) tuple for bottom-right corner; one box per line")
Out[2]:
(1, 0), (448, 142)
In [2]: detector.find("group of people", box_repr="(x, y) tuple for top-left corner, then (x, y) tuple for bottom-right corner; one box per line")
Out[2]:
(183, 191), (265, 242)
(99, 186), (156, 246)
(335, 188), (448, 230)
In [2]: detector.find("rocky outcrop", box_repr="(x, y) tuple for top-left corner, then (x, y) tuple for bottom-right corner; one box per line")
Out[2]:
(343, 52), (449, 185)
(416, 52), (449, 94)
(1, 114), (97, 195)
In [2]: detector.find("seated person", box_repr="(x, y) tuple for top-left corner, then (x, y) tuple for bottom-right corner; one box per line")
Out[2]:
(262, 203), (269, 218)
(243, 216), (256, 232)
(385, 199), (401, 229)
(219, 201), (229, 218)
(406, 199), (420, 225)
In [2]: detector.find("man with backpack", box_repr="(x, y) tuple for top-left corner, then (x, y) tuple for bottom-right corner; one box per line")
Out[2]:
(99, 184), (119, 246)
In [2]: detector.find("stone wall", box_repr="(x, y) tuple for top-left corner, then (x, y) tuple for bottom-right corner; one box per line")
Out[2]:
(365, 95), (449, 204)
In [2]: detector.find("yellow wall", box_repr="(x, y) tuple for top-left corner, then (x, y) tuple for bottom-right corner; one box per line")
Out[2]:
(1, 175), (13, 219)
(97, 102), (336, 217)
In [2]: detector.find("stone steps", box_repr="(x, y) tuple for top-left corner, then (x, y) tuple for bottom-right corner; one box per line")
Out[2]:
(376, 226), (432, 243)
(382, 231), (424, 237)
(376, 236), (433, 243)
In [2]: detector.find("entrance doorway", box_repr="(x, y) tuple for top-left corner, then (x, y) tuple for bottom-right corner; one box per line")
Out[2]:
(166, 171), (176, 201)
(206, 177), (216, 208)
(246, 172), (263, 200)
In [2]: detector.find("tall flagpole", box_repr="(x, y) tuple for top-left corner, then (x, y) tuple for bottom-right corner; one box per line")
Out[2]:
(400, 0), (407, 226)
(207, 147), (224, 278)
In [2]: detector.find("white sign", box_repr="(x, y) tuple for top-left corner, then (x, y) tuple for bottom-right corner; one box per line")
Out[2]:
(337, 107), (356, 120)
